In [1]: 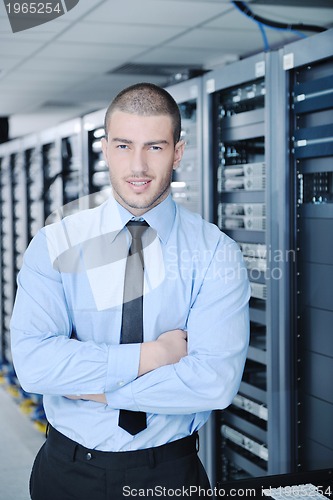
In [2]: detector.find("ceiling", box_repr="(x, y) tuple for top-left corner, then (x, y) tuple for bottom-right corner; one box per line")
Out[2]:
(0, 0), (332, 139)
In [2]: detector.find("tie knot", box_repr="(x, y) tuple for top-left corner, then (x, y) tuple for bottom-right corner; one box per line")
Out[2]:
(126, 220), (149, 240)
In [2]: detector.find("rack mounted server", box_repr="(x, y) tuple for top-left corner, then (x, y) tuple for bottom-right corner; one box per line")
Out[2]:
(203, 52), (279, 482)
(202, 29), (333, 485)
(0, 119), (83, 430)
(284, 30), (333, 473)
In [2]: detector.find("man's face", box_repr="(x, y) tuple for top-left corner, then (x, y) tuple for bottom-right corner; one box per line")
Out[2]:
(101, 111), (185, 216)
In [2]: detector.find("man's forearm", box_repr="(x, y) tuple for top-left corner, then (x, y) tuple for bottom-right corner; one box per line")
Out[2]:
(66, 394), (107, 403)
(139, 330), (187, 376)
(65, 329), (187, 403)
(64, 341), (158, 403)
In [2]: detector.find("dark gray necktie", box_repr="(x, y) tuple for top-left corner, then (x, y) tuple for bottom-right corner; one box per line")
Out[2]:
(118, 220), (148, 435)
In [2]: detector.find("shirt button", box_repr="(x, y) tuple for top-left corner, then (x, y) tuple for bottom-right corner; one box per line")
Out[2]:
(117, 380), (125, 387)
(86, 452), (92, 461)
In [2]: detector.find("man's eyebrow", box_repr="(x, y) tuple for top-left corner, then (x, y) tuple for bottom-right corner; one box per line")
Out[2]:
(144, 140), (169, 146)
(111, 138), (170, 146)
(111, 137), (133, 144)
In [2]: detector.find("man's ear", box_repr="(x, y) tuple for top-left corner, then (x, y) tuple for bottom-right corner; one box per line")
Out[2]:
(173, 140), (185, 170)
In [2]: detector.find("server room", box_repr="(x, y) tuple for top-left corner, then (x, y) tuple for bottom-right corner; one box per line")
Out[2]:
(0, 1), (332, 499)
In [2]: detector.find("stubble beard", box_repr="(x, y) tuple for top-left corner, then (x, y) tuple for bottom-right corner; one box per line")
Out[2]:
(111, 174), (172, 214)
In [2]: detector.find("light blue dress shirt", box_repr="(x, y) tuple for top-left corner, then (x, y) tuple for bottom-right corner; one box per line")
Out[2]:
(10, 194), (250, 452)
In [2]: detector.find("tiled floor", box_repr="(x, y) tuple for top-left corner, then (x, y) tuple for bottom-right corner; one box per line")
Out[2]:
(0, 386), (45, 500)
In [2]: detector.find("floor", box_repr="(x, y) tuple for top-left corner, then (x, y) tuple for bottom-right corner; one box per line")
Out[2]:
(0, 385), (45, 500)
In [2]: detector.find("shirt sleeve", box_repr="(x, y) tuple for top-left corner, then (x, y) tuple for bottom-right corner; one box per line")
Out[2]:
(10, 229), (140, 396)
(106, 236), (251, 414)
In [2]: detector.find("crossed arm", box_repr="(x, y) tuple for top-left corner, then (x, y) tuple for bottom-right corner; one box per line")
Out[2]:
(66, 329), (188, 403)
(10, 229), (250, 414)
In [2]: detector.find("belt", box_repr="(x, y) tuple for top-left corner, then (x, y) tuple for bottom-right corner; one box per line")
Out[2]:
(47, 425), (198, 469)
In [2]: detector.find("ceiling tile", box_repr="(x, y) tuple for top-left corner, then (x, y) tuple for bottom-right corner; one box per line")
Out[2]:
(0, 56), (22, 72)
(33, 41), (149, 61)
(62, 73), (168, 102)
(86, 0), (231, 27)
(57, 0), (107, 21)
(205, 4), (333, 30)
(1, 70), (92, 85)
(0, 19), (71, 40)
(166, 27), (264, 53)
(16, 56), (117, 74)
(0, 91), (53, 113)
(0, 39), (43, 58)
(204, 8), (263, 30)
(135, 46), (236, 68)
(57, 22), (186, 45)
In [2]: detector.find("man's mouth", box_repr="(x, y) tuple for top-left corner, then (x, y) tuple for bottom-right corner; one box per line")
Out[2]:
(129, 181), (150, 186)
(126, 179), (152, 191)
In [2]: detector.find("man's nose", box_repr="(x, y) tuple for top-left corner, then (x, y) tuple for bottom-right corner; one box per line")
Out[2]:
(130, 149), (148, 174)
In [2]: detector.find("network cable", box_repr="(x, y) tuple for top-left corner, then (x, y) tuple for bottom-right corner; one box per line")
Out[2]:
(232, 1), (327, 51)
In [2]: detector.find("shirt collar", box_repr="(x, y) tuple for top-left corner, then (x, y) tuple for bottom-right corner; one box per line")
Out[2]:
(104, 193), (176, 245)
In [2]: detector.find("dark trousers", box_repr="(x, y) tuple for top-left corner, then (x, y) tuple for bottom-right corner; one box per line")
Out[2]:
(30, 426), (211, 500)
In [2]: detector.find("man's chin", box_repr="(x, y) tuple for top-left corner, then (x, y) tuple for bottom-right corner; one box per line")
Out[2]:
(114, 189), (169, 214)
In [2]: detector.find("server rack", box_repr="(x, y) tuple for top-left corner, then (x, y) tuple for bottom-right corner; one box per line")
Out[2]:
(82, 108), (112, 208)
(282, 29), (333, 472)
(35, 119), (84, 429)
(40, 119), (83, 225)
(0, 118), (83, 430)
(0, 138), (37, 413)
(0, 139), (24, 370)
(166, 76), (204, 215)
(0, 133), (44, 391)
(23, 134), (44, 241)
(164, 76), (213, 473)
(203, 51), (291, 483)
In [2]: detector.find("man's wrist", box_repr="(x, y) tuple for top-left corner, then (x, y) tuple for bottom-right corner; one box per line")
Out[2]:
(138, 341), (162, 376)
(65, 394), (107, 403)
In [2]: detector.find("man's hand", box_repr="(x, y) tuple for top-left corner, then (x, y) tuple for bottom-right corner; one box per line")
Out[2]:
(156, 329), (188, 365)
(65, 394), (107, 403)
(65, 329), (187, 402)
(138, 329), (187, 376)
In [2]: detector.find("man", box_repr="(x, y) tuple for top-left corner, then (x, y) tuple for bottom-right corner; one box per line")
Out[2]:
(10, 83), (250, 500)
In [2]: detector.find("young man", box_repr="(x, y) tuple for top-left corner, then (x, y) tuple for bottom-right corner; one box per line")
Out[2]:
(10, 83), (250, 500)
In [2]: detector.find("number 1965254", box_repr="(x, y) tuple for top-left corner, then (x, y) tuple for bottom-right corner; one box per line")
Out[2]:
(6, 2), (62, 14)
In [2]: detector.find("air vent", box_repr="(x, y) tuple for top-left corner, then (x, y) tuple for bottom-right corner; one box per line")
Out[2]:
(107, 63), (206, 84)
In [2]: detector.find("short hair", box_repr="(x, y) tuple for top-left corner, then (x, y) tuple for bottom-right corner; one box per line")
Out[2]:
(104, 83), (181, 144)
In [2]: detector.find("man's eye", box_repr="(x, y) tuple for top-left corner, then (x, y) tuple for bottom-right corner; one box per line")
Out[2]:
(117, 144), (128, 149)
(150, 146), (162, 151)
